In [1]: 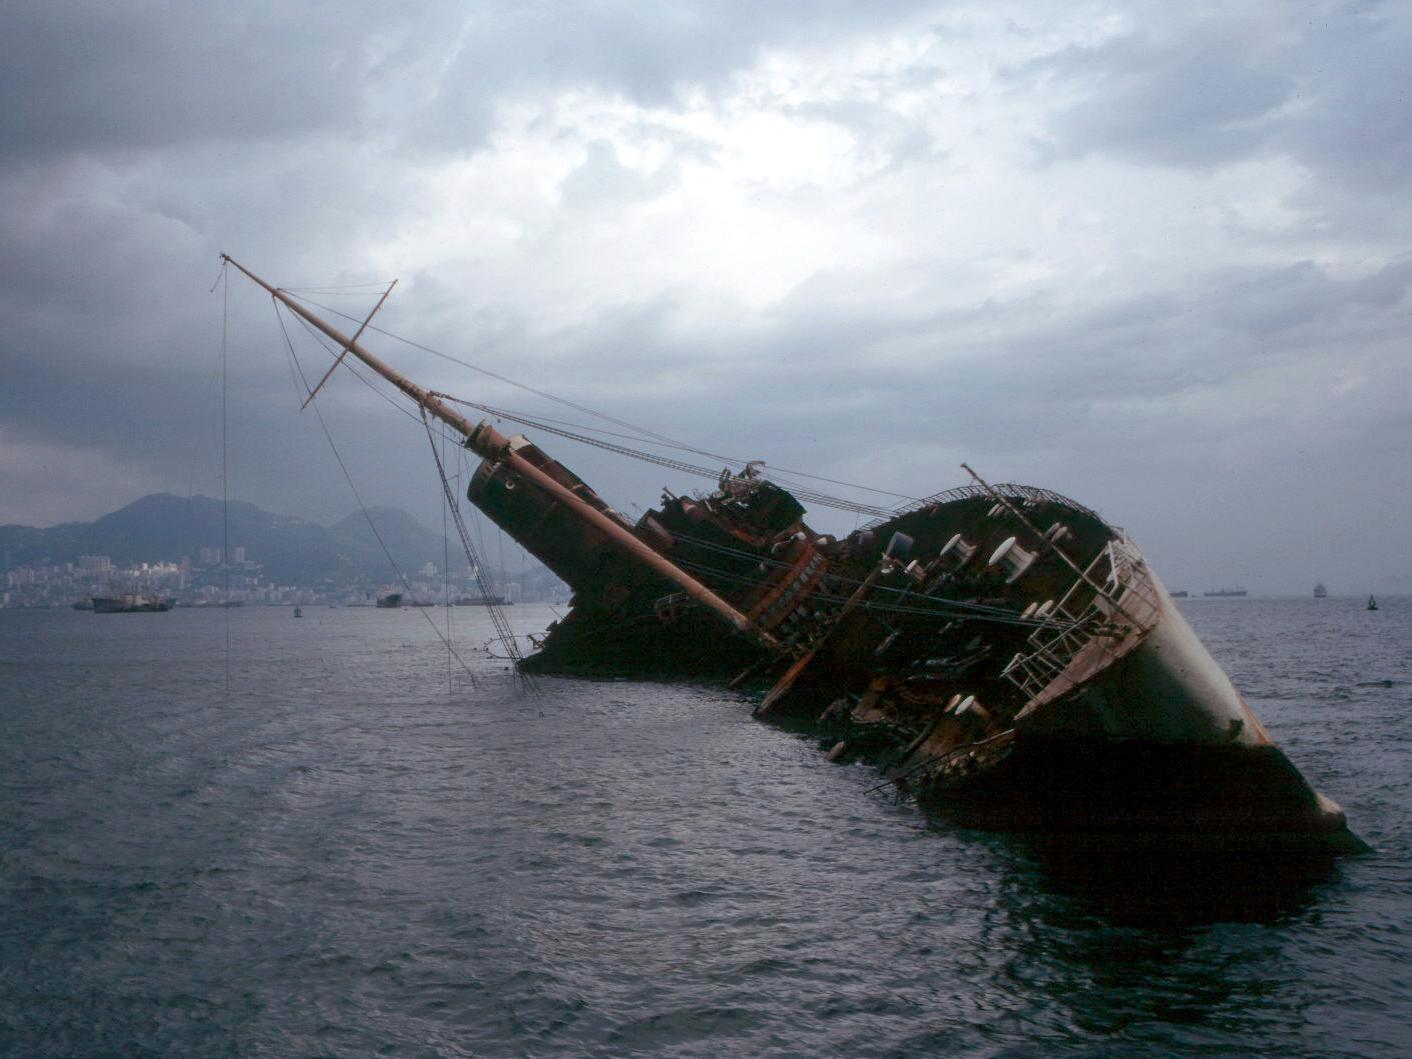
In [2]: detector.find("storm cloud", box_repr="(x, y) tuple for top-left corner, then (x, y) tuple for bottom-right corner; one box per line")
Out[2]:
(2, 0), (1409, 594)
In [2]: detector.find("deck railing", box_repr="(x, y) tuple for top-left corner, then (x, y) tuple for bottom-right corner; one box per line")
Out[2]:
(1001, 535), (1159, 703)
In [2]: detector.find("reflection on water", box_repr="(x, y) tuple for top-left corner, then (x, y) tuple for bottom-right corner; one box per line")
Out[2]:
(1013, 837), (1339, 926)
(972, 833), (1352, 1049)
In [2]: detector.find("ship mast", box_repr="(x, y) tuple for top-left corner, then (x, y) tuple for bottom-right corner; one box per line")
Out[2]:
(221, 254), (773, 647)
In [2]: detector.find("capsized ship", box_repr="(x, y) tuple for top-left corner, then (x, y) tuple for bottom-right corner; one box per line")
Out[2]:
(225, 256), (1363, 852)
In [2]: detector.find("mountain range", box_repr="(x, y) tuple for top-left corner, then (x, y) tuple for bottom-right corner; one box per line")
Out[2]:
(0, 494), (456, 584)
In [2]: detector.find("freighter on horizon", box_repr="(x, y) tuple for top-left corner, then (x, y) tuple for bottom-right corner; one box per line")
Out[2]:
(91, 593), (175, 613)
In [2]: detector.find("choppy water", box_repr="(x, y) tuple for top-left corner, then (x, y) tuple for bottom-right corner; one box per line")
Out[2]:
(2, 597), (1408, 1057)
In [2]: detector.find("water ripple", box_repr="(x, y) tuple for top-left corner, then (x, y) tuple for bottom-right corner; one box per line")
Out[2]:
(1, 600), (1409, 1056)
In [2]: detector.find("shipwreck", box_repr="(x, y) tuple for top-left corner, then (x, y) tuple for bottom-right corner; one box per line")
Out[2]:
(225, 256), (1363, 853)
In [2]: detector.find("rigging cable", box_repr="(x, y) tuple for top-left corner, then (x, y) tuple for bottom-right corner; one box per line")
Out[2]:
(428, 394), (896, 519)
(219, 261), (231, 696)
(264, 288), (1068, 670)
(271, 300), (481, 687)
(278, 295), (1060, 634)
(281, 304), (539, 687)
(283, 291), (921, 506)
(441, 422), (453, 695)
(284, 303), (1053, 631)
(419, 404), (538, 693)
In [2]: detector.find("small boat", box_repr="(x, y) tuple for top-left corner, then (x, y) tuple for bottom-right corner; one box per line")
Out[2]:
(1367, 596), (1378, 611)
(293, 606), (303, 618)
(1314, 582), (1327, 598)
(454, 594), (512, 606)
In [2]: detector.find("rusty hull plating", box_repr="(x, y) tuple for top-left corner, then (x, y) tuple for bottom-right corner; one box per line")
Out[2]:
(469, 445), (1363, 852)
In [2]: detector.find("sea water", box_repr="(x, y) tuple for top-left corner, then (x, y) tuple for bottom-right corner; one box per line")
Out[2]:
(1, 598), (1408, 1057)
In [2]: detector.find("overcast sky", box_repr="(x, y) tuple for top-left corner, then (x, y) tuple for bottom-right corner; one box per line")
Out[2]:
(2, 1), (1408, 594)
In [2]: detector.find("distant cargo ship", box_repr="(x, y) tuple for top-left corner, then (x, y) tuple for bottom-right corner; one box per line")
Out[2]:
(1203, 588), (1248, 597)
(375, 593), (403, 608)
(1170, 590), (1189, 598)
(455, 595), (512, 606)
(91, 594), (175, 613)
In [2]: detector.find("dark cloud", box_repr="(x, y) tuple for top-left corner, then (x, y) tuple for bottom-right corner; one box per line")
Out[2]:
(1018, 3), (1412, 193)
(1286, 3), (1412, 192)
(1, 1), (1409, 594)
(413, 252), (1412, 465)
(0, 1), (388, 159)
(1017, 30), (1288, 167)
(2, 1), (939, 163)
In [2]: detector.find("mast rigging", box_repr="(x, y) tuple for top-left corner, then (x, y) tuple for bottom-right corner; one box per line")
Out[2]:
(222, 254), (776, 651)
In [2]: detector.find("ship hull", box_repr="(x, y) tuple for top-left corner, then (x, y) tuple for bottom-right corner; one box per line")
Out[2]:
(917, 736), (1362, 851)
(460, 433), (1362, 851)
(886, 576), (1355, 849)
(521, 607), (764, 680)
(913, 580), (1353, 845)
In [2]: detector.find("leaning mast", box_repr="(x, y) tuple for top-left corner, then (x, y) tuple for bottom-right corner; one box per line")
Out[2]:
(220, 254), (773, 646)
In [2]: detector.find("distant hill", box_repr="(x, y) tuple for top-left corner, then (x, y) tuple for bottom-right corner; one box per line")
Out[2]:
(0, 494), (448, 584)
(329, 507), (446, 579)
